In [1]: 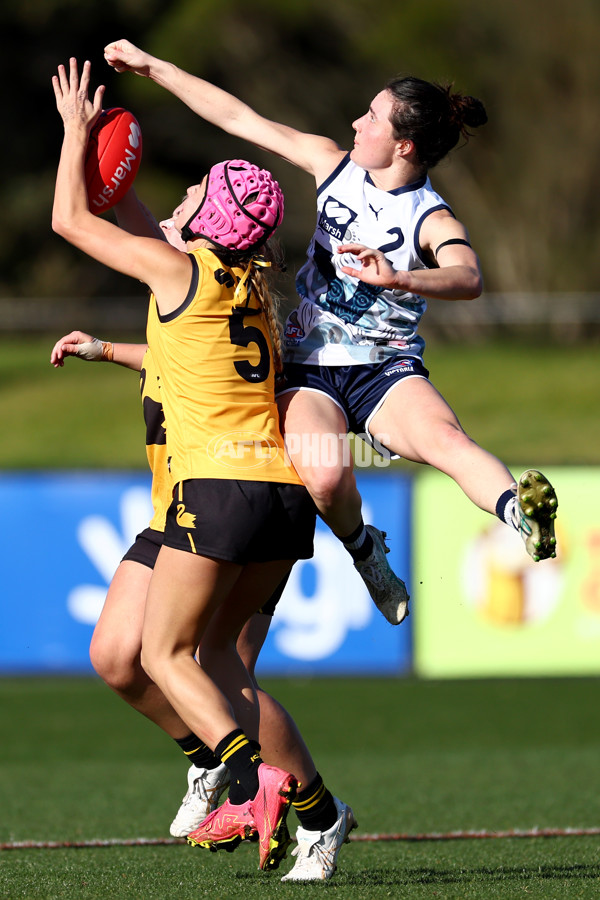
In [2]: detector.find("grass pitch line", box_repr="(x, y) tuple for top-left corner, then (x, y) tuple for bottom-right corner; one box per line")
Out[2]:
(354, 827), (600, 842)
(3, 827), (600, 851)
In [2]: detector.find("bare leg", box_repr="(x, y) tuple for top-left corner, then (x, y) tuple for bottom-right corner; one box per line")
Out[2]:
(199, 560), (297, 741)
(236, 613), (317, 789)
(370, 376), (515, 513)
(89, 560), (189, 738)
(278, 388), (410, 625)
(141, 546), (244, 749)
(277, 390), (362, 537)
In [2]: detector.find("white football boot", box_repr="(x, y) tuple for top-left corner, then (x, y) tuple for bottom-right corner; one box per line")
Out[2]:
(169, 762), (230, 838)
(512, 469), (558, 561)
(354, 525), (410, 625)
(280, 797), (357, 882)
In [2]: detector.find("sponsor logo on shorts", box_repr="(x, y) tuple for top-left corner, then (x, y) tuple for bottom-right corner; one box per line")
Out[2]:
(207, 431), (280, 469)
(383, 359), (415, 377)
(176, 503), (196, 529)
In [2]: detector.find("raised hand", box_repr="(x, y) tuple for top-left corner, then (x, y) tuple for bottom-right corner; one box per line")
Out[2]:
(52, 58), (104, 135)
(104, 39), (153, 77)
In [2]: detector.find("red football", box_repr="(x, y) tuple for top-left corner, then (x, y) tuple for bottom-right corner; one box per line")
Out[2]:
(85, 108), (142, 215)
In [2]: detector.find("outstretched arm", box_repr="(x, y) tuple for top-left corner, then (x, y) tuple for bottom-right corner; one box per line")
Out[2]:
(114, 188), (165, 240)
(51, 58), (193, 315)
(114, 189), (186, 248)
(104, 39), (345, 181)
(50, 331), (147, 371)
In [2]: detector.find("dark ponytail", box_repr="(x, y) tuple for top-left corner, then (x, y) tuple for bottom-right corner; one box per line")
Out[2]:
(385, 75), (487, 170)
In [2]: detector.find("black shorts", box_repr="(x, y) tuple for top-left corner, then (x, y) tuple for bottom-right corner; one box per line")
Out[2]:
(120, 526), (287, 617)
(121, 527), (163, 568)
(259, 570), (290, 617)
(163, 478), (316, 565)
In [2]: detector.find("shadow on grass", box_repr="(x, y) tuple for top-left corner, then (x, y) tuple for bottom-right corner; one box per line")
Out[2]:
(237, 862), (600, 888)
(343, 862), (600, 886)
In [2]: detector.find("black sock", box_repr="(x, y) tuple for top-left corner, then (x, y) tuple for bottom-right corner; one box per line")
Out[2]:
(339, 519), (373, 562)
(174, 732), (220, 769)
(495, 488), (516, 525)
(292, 773), (338, 832)
(227, 740), (261, 805)
(214, 729), (261, 800)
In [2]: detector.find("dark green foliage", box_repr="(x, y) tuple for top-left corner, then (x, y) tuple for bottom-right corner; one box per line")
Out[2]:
(2, 0), (600, 304)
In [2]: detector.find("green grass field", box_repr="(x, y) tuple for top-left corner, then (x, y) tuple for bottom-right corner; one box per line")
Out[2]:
(2, 335), (600, 468)
(2, 676), (600, 899)
(2, 335), (600, 897)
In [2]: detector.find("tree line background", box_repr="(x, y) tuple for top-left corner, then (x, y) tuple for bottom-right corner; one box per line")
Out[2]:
(2, 0), (599, 318)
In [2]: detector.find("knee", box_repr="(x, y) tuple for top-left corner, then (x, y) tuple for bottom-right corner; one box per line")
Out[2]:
(139, 638), (174, 687)
(89, 629), (141, 694)
(300, 460), (354, 512)
(425, 421), (474, 463)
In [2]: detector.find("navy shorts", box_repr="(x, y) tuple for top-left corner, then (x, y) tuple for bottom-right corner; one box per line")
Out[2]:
(121, 526), (288, 617)
(164, 478), (316, 565)
(277, 357), (429, 454)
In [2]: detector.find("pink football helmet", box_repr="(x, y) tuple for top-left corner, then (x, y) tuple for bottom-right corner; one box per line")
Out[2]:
(181, 159), (284, 251)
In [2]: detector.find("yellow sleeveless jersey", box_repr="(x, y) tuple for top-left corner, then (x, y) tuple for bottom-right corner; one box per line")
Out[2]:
(140, 347), (171, 531)
(146, 248), (302, 486)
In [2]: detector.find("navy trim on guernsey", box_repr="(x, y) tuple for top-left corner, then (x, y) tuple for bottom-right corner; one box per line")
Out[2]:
(413, 203), (453, 267)
(365, 172), (427, 195)
(158, 253), (200, 323)
(316, 152), (351, 196)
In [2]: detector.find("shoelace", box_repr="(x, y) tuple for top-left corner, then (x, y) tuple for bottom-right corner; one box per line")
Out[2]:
(357, 563), (385, 587)
(509, 498), (532, 537)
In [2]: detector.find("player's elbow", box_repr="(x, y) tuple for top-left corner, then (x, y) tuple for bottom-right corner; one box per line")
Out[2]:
(52, 210), (80, 243)
(52, 211), (72, 238)
(463, 268), (483, 300)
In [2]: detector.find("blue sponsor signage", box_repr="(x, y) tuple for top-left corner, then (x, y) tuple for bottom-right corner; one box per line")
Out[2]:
(0, 471), (412, 675)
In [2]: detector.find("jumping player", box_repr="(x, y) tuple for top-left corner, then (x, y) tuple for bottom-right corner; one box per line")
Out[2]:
(102, 40), (559, 584)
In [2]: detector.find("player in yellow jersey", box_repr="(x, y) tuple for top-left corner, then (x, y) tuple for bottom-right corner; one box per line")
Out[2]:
(52, 57), (354, 875)
(51, 329), (356, 880)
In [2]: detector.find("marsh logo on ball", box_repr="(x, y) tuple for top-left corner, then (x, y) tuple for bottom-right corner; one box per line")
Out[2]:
(85, 107), (143, 214)
(207, 431), (280, 469)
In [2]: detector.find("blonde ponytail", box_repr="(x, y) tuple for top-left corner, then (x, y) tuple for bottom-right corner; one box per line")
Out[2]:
(215, 239), (286, 376)
(251, 264), (284, 375)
